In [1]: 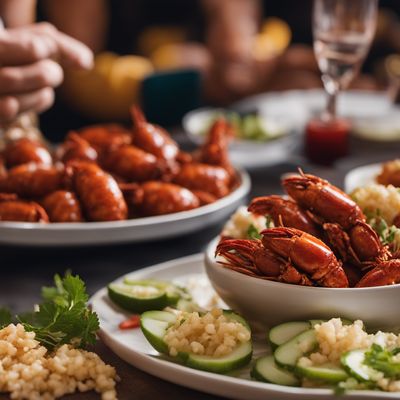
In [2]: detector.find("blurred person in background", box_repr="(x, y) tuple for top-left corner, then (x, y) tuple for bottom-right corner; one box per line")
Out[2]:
(3, 0), (400, 135)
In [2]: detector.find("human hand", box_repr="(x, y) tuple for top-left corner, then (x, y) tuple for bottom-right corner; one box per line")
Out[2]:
(0, 22), (93, 122)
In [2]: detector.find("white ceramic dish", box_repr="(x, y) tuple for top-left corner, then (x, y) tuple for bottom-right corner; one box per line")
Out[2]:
(344, 163), (381, 193)
(205, 237), (400, 331)
(0, 170), (250, 246)
(91, 254), (398, 400)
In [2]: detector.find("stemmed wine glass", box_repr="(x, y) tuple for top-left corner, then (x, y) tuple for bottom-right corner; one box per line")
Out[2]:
(313, 0), (378, 120)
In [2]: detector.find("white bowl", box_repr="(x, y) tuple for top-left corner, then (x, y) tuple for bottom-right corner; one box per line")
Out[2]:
(204, 237), (400, 332)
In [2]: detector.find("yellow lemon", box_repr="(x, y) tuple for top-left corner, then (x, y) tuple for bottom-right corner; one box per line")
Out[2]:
(261, 17), (292, 53)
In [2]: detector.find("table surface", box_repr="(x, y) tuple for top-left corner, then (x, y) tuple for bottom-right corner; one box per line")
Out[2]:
(1, 133), (400, 400)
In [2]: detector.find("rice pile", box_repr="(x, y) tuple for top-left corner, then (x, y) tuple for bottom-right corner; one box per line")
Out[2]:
(222, 206), (268, 238)
(164, 308), (250, 357)
(298, 318), (400, 392)
(351, 183), (400, 225)
(0, 323), (118, 400)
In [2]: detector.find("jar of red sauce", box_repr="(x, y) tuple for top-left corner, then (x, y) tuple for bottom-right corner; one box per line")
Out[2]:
(305, 117), (350, 165)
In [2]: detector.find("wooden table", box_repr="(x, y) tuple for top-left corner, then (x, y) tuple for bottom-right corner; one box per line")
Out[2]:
(1, 137), (400, 399)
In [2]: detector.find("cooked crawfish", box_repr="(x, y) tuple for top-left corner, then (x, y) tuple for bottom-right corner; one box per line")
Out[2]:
(356, 259), (400, 287)
(0, 193), (48, 222)
(248, 195), (320, 237)
(197, 118), (235, 180)
(41, 190), (84, 222)
(101, 144), (163, 182)
(282, 172), (390, 265)
(77, 124), (131, 155)
(56, 133), (98, 163)
(216, 227), (349, 288)
(131, 106), (179, 170)
(121, 181), (200, 217)
(376, 160), (400, 187)
(67, 161), (127, 221)
(0, 163), (64, 198)
(173, 163), (230, 198)
(216, 238), (313, 285)
(3, 138), (52, 167)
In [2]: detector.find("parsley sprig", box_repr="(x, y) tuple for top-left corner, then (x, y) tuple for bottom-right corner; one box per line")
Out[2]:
(0, 273), (99, 351)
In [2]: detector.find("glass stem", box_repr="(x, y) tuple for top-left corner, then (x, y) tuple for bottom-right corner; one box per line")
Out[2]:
(326, 90), (338, 120)
(322, 74), (339, 121)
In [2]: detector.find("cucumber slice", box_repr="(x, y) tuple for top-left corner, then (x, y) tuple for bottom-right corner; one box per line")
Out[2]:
(187, 341), (252, 373)
(341, 349), (381, 382)
(274, 329), (317, 369)
(123, 278), (191, 305)
(175, 299), (203, 312)
(140, 309), (252, 373)
(295, 363), (348, 383)
(268, 322), (311, 349)
(251, 355), (300, 386)
(108, 283), (168, 312)
(140, 310), (177, 353)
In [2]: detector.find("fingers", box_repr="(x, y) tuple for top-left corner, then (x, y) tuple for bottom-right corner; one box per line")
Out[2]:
(0, 59), (63, 94)
(0, 23), (93, 69)
(29, 22), (93, 69)
(0, 88), (54, 122)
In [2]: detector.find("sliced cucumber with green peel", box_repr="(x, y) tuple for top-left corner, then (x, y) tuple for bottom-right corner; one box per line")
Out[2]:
(269, 319), (353, 350)
(274, 329), (317, 369)
(140, 310), (177, 353)
(186, 341), (252, 373)
(108, 283), (168, 313)
(295, 363), (348, 383)
(251, 355), (300, 386)
(123, 278), (191, 305)
(268, 321), (311, 349)
(341, 349), (381, 382)
(140, 309), (252, 373)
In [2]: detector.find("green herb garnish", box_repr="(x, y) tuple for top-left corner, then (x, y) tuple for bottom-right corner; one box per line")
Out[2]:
(0, 273), (99, 351)
(247, 224), (262, 240)
(364, 344), (400, 378)
(0, 308), (12, 328)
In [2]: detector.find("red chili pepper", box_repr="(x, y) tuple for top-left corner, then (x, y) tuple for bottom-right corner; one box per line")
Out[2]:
(119, 315), (141, 330)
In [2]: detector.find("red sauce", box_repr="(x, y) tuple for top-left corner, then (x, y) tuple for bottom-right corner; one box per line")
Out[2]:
(305, 118), (350, 165)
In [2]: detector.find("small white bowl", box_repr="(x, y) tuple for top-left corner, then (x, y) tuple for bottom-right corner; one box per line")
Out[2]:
(204, 237), (400, 332)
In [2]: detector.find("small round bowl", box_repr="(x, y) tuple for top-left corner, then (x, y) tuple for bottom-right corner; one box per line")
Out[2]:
(204, 237), (400, 332)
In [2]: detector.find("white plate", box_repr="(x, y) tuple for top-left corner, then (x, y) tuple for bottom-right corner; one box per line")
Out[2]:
(0, 170), (250, 246)
(91, 254), (397, 400)
(344, 163), (381, 193)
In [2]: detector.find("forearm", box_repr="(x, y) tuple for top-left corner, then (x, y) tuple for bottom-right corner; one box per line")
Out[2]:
(0, 0), (36, 27)
(41, 0), (108, 52)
